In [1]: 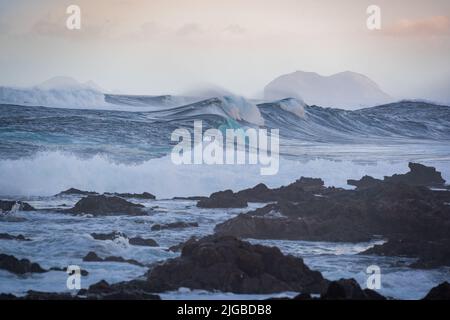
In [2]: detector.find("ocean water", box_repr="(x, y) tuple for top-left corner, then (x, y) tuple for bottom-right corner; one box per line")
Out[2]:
(1, 95), (450, 299)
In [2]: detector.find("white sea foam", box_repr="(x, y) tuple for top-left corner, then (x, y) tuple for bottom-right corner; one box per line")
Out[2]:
(1, 151), (449, 198)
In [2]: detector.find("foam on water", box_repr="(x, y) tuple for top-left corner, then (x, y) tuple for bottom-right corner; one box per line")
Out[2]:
(1, 151), (450, 198)
(1, 199), (448, 299)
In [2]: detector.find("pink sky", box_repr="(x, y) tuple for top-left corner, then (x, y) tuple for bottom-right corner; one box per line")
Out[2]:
(0, 0), (449, 102)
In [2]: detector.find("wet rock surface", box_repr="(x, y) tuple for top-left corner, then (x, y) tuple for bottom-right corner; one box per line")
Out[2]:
(151, 221), (198, 231)
(0, 233), (31, 241)
(0, 253), (46, 274)
(82, 251), (146, 267)
(348, 162), (445, 189)
(422, 282), (450, 300)
(104, 192), (155, 199)
(146, 235), (329, 294)
(67, 195), (146, 216)
(360, 238), (450, 269)
(197, 190), (248, 208)
(0, 200), (35, 212)
(320, 279), (386, 300)
(55, 188), (99, 196)
(214, 163), (450, 267)
(90, 231), (158, 246)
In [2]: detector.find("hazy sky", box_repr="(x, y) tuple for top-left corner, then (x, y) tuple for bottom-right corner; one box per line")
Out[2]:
(0, 0), (449, 102)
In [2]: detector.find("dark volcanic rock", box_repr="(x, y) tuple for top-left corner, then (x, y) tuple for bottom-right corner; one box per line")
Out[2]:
(347, 176), (383, 190)
(48, 266), (89, 276)
(235, 183), (276, 202)
(1, 280), (161, 300)
(151, 221), (198, 231)
(385, 162), (445, 187)
(168, 236), (198, 252)
(422, 282), (450, 300)
(197, 190), (248, 208)
(0, 200), (35, 212)
(349, 163), (445, 190)
(91, 231), (158, 247)
(215, 176), (450, 243)
(129, 237), (159, 247)
(91, 231), (126, 241)
(172, 196), (209, 201)
(67, 195), (145, 216)
(360, 238), (450, 268)
(0, 233), (31, 241)
(80, 280), (161, 300)
(0, 254), (47, 274)
(82, 251), (145, 267)
(104, 192), (155, 200)
(146, 235), (329, 294)
(321, 279), (385, 300)
(55, 188), (99, 196)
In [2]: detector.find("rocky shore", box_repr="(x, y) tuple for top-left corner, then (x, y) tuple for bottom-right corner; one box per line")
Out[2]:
(1, 163), (449, 300)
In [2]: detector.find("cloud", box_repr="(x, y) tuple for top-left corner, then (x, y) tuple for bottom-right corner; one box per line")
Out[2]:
(222, 24), (246, 36)
(176, 23), (203, 37)
(382, 16), (450, 37)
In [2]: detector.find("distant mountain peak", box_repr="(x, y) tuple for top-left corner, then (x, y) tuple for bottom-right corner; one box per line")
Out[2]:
(264, 70), (392, 110)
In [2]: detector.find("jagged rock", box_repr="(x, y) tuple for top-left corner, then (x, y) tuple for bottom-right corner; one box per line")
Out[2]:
(91, 231), (127, 241)
(360, 238), (450, 268)
(91, 231), (158, 247)
(151, 222), (198, 231)
(146, 235), (329, 294)
(215, 178), (450, 243)
(67, 195), (145, 216)
(197, 190), (248, 208)
(104, 192), (155, 200)
(129, 237), (159, 247)
(188, 177), (332, 206)
(347, 176), (383, 190)
(0, 280), (161, 300)
(167, 236), (198, 252)
(48, 266), (89, 276)
(55, 188), (99, 196)
(0, 200), (35, 212)
(0, 254), (46, 274)
(172, 196), (208, 201)
(235, 183), (276, 202)
(0, 233), (31, 241)
(82, 251), (145, 267)
(422, 282), (450, 300)
(385, 162), (445, 187)
(321, 279), (385, 300)
(80, 280), (161, 300)
(349, 162), (446, 190)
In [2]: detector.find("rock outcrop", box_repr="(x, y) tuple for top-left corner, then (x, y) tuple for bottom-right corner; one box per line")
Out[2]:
(146, 235), (329, 294)
(0, 254), (46, 274)
(0, 233), (31, 241)
(348, 162), (445, 190)
(320, 279), (386, 300)
(151, 222), (198, 231)
(55, 188), (99, 196)
(0, 200), (35, 212)
(422, 282), (450, 300)
(214, 164), (450, 268)
(360, 238), (450, 269)
(104, 192), (155, 200)
(67, 195), (145, 216)
(82, 251), (145, 267)
(197, 190), (248, 208)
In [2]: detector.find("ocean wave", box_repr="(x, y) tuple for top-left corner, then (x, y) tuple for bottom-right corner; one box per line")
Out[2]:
(1, 151), (449, 197)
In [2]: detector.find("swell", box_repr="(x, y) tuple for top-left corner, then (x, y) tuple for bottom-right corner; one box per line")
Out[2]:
(0, 99), (449, 163)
